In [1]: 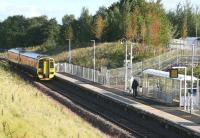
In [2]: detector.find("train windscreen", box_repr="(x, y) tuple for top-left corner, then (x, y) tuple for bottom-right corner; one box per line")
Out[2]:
(39, 60), (43, 68)
(50, 61), (54, 68)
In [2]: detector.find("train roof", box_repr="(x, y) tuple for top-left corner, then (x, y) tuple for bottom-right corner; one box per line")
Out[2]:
(8, 48), (47, 59)
(8, 48), (21, 54)
(20, 51), (43, 59)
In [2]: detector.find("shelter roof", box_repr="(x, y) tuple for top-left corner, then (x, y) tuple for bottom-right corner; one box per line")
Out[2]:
(143, 69), (198, 81)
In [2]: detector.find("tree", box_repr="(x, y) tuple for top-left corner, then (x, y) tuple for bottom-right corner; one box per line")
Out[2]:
(125, 13), (136, 40)
(78, 7), (93, 42)
(167, 1), (200, 38)
(1, 15), (28, 48)
(25, 16), (49, 46)
(62, 14), (75, 26)
(62, 15), (75, 41)
(181, 11), (188, 39)
(105, 4), (123, 41)
(43, 18), (60, 46)
(94, 15), (105, 41)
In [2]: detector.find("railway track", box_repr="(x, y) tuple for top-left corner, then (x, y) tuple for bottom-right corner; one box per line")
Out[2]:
(40, 77), (168, 138)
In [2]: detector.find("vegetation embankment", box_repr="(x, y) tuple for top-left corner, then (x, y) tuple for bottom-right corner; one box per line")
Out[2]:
(0, 64), (106, 138)
(26, 42), (167, 69)
(0, 52), (7, 57)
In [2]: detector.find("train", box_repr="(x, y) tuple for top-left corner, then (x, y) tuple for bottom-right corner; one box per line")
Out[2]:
(7, 48), (56, 80)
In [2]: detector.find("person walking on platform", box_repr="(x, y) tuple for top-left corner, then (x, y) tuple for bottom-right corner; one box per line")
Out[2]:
(132, 78), (139, 97)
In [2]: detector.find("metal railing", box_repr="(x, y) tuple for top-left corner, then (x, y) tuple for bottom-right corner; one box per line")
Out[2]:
(105, 49), (200, 92)
(56, 63), (107, 85)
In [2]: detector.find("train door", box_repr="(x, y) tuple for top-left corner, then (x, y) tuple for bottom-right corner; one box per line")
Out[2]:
(38, 58), (49, 80)
(43, 59), (49, 78)
(49, 59), (55, 79)
(37, 59), (43, 79)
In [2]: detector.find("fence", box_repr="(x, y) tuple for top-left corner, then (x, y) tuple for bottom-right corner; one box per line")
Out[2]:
(107, 49), (179, 90)
(55, 49), (200, 93)
(105, 49), (200, 92)
(56, 63), (107, 85)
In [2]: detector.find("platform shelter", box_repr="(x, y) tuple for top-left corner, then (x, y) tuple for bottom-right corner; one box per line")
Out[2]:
(142, 69), (199, 109)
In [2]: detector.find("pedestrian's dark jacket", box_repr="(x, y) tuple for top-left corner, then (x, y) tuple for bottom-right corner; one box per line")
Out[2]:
(132, 79), (139, 89)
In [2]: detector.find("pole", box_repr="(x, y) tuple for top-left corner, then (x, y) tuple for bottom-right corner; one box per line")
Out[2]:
(91, 40), (96, 82)
(130, 43), (133, 94)
(66, 39), (71, 64)
(172, 66), (187, 110)
(66, 39), (72, 73)
(94, 41), (96, 82)
(184, 68), (186, 110)
(125, 41), (128, 91)
(130, 43), (133, 75)
(69, 39), (71, 64)
(176, 45), (179, 65)
(190, 44), (194, 114)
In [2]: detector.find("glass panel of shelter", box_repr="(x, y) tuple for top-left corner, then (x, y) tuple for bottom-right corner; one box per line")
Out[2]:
(142, 73), (199, 107)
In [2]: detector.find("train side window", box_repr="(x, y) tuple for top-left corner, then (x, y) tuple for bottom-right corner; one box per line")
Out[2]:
(39, 60), (43, 68)
(50, 62), (54, 68)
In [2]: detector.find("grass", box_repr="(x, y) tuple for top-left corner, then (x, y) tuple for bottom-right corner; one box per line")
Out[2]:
(0, 52), (6, 58)
(0, 64), (106, 138)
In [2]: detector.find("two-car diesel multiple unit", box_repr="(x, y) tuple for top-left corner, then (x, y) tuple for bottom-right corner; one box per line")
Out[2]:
(7, 48), (56, 80)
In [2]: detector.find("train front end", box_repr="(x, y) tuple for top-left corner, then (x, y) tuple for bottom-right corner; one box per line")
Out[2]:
(37, 57), (55, 80)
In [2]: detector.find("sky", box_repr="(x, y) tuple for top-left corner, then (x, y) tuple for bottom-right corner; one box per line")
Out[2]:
(0, 0), (200, 24)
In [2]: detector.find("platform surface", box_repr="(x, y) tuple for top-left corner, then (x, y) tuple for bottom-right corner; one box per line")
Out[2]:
(56, 73), (200, 135)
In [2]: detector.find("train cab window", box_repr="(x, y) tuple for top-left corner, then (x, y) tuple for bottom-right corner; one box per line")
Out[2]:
(50, 62), (54, 68)
(39, 60), (43, 68)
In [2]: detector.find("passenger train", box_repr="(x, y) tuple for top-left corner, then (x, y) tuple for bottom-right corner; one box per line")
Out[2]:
(7, 48), (56, 80)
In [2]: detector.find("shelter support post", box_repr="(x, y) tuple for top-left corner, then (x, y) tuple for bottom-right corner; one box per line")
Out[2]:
(184, 68), (187, 110)
(179, 81), (182, 107)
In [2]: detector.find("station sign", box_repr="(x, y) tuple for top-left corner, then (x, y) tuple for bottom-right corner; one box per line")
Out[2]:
(169, 69), (178, 78)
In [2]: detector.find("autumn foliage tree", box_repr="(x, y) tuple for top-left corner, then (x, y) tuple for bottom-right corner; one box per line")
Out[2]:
(94, 15), (105, 41)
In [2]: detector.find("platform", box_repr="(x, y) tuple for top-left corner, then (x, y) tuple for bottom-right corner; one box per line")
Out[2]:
(56, 73), (200, 136)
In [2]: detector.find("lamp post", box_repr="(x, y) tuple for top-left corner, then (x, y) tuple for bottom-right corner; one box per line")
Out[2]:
(66, 39), (71, 64)
(130, 43), (133, 75)
(121, 38), (128, 92)
(172, 66), (187, 110)
(91, 40), (96, 82)
(130, 43), (136, 75)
